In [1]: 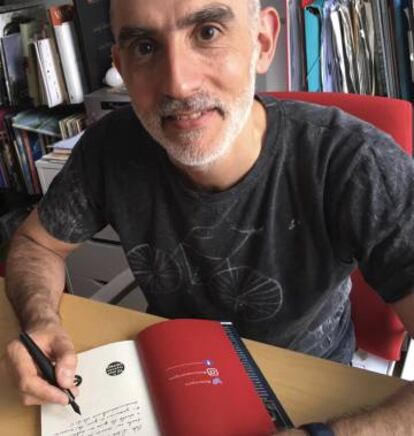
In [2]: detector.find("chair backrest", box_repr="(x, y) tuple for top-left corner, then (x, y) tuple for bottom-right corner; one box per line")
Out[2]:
(264, 91), (413, 360)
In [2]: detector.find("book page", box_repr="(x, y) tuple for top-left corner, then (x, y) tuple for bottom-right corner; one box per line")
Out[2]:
(41, 340), (160, 436)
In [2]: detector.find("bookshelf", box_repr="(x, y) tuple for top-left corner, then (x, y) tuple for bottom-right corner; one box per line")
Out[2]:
(0, 0), (113, 240)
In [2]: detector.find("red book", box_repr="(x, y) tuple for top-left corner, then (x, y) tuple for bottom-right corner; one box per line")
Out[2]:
(41, 319), (292, 435)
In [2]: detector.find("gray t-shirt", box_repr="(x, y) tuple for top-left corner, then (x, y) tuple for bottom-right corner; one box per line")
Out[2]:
(39, 95), (414, 363)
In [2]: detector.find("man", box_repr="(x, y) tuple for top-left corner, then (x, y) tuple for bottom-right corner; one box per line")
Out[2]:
(4, 0), (414, 434)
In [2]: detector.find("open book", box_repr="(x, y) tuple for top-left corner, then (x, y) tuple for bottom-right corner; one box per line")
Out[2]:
(42, 319), (292, 435)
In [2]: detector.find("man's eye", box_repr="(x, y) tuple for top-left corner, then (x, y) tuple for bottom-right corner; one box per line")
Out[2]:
(133, 40), (155, 57)
(198, 25), (220, 41)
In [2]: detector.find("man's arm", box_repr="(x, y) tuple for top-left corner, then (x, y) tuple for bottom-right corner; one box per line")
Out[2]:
(326, 293), (414, 435)
(6, 209), (80, 328)
(280, 293), (414, 436)
(5, 208), (81, 406)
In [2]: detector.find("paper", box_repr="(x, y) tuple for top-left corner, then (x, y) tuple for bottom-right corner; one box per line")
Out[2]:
(52, 132), (84, 151)
(41, 341), (160, 436)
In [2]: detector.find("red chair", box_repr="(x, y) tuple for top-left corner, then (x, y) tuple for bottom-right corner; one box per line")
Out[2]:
(264, 91), (412, 370)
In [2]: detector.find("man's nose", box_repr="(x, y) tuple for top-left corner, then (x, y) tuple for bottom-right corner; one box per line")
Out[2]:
(161, 40), (203, 99)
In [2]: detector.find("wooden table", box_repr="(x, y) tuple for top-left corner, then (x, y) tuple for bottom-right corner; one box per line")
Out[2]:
(0, 279), (407, 435)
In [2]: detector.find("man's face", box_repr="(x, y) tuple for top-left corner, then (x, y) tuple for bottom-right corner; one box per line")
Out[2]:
(112, 0), (261, 168)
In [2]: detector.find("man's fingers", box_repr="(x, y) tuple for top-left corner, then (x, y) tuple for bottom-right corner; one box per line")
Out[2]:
(8, 341), (69, 405)
(7, 340), (38, 381)
(19, 375), (69, 406)
(52, 336), (77, 389)
(7, 331), (79, 406)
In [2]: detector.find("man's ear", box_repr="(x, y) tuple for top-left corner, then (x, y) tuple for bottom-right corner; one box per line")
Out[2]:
(112, 44), (123, 75)
(255, 7), (280, 74)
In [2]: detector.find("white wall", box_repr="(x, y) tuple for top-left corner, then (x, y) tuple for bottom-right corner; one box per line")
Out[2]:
(256, 0), (288, 92)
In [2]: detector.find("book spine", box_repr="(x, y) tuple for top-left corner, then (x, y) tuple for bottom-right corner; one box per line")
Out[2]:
(304, 1), (323, 92)
(53, 22), (85, 104)
(49, 6), (86, 104)
(405, 0), (414, 90)
(220, 322), (293, 429)
(19, 21), (43, 107)
(1, 33), (31, 107)
(1, 134), (23, 191)
(380, 0), (400, 97)
(3, 112), (24, 192)
(33, 38), (65, 108)
(0, 154), (8, 188)
(393, 0), (412, 99)
(370, 0), (388, 96)
(0, 36), (12, 105)
(0, 56), (9, 106)
(13, 129), (33, 195)
(73, 0), (113, 92)
(21, 130), (41, 195)
(0, 130), (11, 187)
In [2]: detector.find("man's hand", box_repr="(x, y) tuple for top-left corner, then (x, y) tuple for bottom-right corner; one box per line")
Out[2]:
(5, 323), (78, 406)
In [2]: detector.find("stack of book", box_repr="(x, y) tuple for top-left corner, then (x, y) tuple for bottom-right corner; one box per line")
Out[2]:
(42, 131), (83, 164)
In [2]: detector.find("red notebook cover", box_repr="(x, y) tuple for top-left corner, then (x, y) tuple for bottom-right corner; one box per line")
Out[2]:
(137, 319), (277, 436)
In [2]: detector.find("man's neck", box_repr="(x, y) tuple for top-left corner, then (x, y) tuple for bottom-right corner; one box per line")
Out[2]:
(172, 99), (267, 193)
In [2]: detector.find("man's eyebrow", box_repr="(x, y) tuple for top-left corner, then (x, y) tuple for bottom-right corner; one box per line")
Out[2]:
(177, 4), (235, 29)
(118, 27), (155, 48)
(117, 4), (235, 47)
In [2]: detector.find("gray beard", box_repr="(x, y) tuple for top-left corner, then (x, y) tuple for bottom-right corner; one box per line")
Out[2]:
(134, 51), (259, 168)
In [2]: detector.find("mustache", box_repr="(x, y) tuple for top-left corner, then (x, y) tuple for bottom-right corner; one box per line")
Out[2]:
(157, 93), (226, 117)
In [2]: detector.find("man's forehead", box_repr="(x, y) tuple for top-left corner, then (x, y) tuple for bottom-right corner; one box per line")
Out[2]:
(111, 0), (247, 31)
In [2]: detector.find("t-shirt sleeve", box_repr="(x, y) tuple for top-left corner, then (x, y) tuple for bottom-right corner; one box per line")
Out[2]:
(330, 135), (414, 303)
(38, 132), (107, 243)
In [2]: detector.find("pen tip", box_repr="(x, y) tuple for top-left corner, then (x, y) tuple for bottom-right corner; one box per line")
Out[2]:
(70, 400), (81, 415)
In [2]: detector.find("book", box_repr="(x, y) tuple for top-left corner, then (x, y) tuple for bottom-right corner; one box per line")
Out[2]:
(41, 319), (292, 436)
(49, 4), (86, 104)
(73, 0), (113, 93)
(393, 0), (413, 100)
(19, 129), (42, 195)
(12, 108), (62, 138)
(289, 0), (307, 91)
(371, 0), (399, 97)
(409, 0), (414, 83)
(0, 108), (15, 189)
(58, 112), (86, 139)
(42, 131), (83, 162)
(2, 110), (25, 192)
(19, 20), (43, 107)
(303, 0), (323, 92)
(0, 32), (30, 106)
(0, 156), (7, 188)
(32, 36), (66, 108)
(13, 128), (34, 195)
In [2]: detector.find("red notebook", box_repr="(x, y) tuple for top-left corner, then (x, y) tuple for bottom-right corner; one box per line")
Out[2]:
(41, 319), (292, 435)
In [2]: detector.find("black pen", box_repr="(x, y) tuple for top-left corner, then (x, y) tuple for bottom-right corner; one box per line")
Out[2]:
(19, 331), (81, 415)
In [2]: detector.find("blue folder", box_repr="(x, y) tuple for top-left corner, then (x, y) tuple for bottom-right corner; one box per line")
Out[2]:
(394, 0), (414, 100)
(304, 0), (324, 92)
